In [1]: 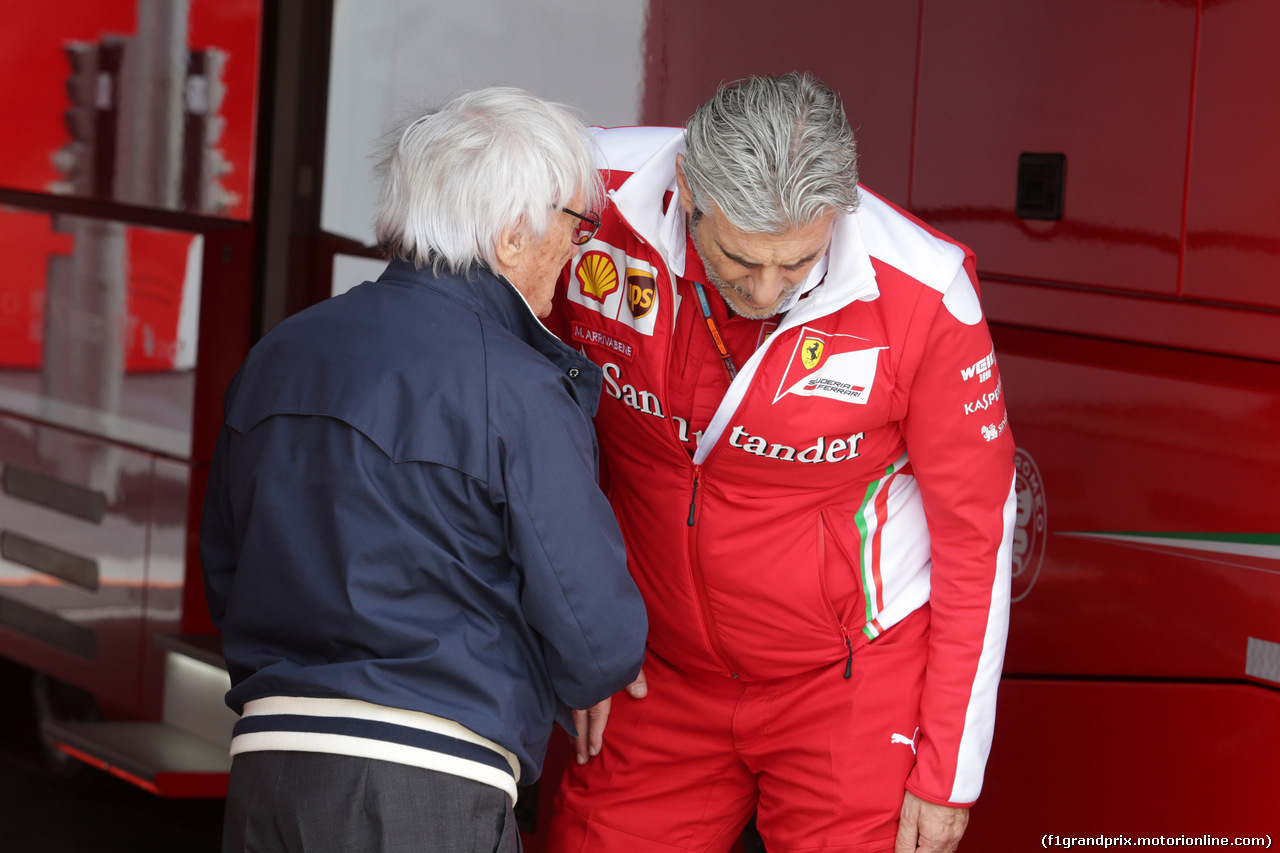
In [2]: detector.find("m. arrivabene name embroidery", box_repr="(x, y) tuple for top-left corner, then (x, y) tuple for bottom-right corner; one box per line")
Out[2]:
(572, 321), (633, 361)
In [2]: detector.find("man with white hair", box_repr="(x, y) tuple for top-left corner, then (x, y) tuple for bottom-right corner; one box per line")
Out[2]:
(201, 87), (647, 853)
(548, 73), (1016, 853)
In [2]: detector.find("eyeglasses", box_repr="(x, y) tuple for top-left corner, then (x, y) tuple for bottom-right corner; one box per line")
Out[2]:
(562, 206), (601, 245)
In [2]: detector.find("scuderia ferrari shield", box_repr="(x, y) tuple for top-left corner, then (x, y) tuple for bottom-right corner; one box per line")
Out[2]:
(774, 326), (885, 405)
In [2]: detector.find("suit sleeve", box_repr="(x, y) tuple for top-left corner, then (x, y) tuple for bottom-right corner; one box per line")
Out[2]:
(491, 369), (648, 717)
(898, 261), (1017, 807)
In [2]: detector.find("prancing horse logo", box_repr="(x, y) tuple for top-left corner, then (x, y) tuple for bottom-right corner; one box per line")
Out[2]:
(890, 727), (920, 755)
(801, 337), (825, 369)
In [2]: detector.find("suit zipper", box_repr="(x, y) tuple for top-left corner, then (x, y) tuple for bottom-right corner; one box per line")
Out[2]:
(687, 475), (699, 526)
(685, 464), (737, 675)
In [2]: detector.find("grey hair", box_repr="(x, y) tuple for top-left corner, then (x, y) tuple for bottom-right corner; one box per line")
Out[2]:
(374, 87), (603, 274)
(682, 72), (859, 233)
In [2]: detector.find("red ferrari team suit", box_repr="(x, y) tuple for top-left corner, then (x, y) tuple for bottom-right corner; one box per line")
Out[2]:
(548, 126), (1017, 852)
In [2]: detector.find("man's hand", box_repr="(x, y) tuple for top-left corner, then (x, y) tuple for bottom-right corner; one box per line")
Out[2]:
(571, 668), (648, 765)
(895, 791), (968, 853)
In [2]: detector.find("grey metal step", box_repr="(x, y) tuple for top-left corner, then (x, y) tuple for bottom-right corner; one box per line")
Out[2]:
(155, 633), (238, 746)
(42, 720), (231, 797)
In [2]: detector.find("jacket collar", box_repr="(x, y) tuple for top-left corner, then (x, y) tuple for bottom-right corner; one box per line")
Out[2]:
(601, 127), (881, 321)
(376, 258), (603, 415)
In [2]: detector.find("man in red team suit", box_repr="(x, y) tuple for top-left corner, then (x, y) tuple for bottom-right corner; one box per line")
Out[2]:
(547, 73), (1016, 853)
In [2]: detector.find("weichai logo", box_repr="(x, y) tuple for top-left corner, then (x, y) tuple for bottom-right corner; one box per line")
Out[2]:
(961, 348), (996, 383)
(576, 251), (619, 302)
(626, 267), (656, 319)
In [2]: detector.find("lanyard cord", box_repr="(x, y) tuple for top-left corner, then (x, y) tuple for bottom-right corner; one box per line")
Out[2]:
(692, 281), (738, 382)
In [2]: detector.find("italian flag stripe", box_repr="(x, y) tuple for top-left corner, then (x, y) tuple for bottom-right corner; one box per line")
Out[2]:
(871, 472), (892, 613)
(855, 455), (909, 635)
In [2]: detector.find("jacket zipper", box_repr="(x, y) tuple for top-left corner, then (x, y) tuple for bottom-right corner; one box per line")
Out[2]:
(684, 464), (738, 675)
(609, 223), (737, 677)
(607, 190), (870, 681)
(687, 475), (699, 526)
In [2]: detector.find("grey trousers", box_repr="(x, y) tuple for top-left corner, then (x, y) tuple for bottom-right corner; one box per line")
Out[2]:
(222, 752), (520, 853)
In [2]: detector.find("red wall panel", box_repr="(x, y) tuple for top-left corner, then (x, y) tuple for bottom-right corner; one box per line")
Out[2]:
(1183, 0), (1280, 309)
(912, 0), (1197, 295)
(967, 680), (1279, 846)
(994, 324), (1280, 681)
(642, 0), (920, 207)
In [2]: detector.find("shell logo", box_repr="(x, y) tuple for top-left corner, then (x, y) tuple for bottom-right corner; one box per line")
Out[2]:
(575, 251), (619, 303)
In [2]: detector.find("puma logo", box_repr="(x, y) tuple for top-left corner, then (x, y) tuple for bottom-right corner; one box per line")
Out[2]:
(890, 727), (919, 755)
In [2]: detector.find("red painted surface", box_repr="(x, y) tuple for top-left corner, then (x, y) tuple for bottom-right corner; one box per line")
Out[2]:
(979, 278), (1280, 365)
(965, 680), (1279, 845)
(0, 209), (202, 372)
(911, 0), (1197, 297)
(630, 1), (1280, 847)
(0, 0), (260, 373)
(182, 222), (255, 637)
(53, 742), (230, 797)
(150, 770), (230, 799)
(0, 0), (260, 218)
(0, 0), (1275, 839)
(642, 0), (921, 207)
(1184, 0), (1280, 309)
(0, 0), (259, 805)
(992, 325), (1280, 680)
(638, 0), (1280, 354)
(54, 742), (162, 794)
(0, 0), (261, 742)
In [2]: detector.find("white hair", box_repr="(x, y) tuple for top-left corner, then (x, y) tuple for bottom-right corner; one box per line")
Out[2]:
(374, 87), (603, 274)
(682, 73), (860, 233)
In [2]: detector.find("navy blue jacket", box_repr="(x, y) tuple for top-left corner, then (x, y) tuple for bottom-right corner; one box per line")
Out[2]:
(200, 259), (647, 786)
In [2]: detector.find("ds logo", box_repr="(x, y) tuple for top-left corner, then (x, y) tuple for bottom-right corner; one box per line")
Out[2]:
(626, 267), (656, 319)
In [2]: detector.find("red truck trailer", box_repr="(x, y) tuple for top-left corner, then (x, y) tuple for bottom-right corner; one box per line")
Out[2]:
(611, 0), (1280, 846)
(0, 1), (1275, 849)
